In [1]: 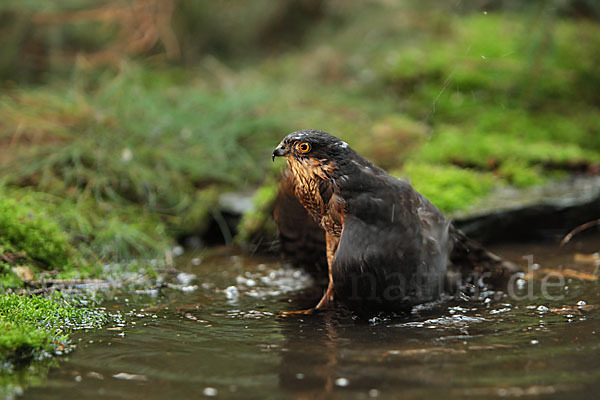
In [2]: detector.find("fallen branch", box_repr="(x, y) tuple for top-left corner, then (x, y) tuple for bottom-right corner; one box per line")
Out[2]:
(19, 286), (84, 296)
(560, 219), (600, 246)
(26, 278), (107, 287)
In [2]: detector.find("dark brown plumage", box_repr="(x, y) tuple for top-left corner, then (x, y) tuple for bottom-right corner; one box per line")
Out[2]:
(273, 129), (517, 317)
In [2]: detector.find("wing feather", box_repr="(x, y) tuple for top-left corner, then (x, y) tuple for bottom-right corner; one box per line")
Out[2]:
(332, 177), (450, 316)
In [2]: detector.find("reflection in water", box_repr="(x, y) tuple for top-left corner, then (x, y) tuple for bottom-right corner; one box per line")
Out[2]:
(278, 310), (357, 400)
(19, 235), (600, 400)
(274, 295), (600, 399)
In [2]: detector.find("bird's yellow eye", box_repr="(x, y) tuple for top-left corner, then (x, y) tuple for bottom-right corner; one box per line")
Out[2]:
(298, 142), (311, 153)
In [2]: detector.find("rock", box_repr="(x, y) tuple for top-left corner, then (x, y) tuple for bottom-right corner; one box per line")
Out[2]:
(452, 176), (600, 242)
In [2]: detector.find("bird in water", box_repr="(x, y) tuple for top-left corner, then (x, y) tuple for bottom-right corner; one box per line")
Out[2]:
(272, 129), (516, 317)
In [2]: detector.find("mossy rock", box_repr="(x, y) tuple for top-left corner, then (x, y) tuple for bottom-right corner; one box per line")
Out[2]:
(0, 196), (75, 271)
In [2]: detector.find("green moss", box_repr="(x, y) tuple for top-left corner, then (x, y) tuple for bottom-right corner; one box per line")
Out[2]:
(0, 293), (105, 365)
(399, 162), (496, 213)
(0, 195), (75, 271)
(497, 159), (546, 188)
(416, 127), (599, 170)
(0, 186), (170, 268)
(0, 269), (23, 291)
(381, 13), (600, 108)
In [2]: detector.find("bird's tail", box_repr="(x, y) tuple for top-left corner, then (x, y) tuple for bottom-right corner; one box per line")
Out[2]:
(448, 225), (519, 293)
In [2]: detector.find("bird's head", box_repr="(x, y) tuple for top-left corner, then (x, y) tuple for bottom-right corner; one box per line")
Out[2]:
(273, 129), (381, 193)
(273, 130), (353, 219)
(272, 129), (351, 164)
(272, 130), (353, 184)
(273, 130), (384, 223)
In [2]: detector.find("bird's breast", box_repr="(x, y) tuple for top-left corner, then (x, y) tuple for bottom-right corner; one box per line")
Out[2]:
(289, 161), (326, 219)
(287, 158), (344, 236)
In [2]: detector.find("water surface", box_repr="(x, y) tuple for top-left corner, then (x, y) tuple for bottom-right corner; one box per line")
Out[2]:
(23, 235), (600, 399)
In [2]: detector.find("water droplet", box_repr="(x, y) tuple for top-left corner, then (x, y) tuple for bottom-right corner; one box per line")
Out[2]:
(113, 372), (147, 381)
(335, 378), (350, 387)
(489, 307), (511, 315)
(224, 286), (239, 300)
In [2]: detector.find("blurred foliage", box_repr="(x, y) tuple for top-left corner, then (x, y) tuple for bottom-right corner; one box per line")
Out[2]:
(0, 62), (283, 261)
(0, 185), (169, 266)
(235, 177), (280, 250)
(0, 0), (325, 82)
(0, 0), (599, 257)
(1, 65), (279, 204)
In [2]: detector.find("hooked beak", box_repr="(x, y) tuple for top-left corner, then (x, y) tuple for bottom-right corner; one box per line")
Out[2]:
(272, 146), (288, 162)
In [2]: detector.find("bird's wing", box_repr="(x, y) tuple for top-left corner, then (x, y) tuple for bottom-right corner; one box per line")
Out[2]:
(273, 171), (327, 277)
(332, 178), (451, 315)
